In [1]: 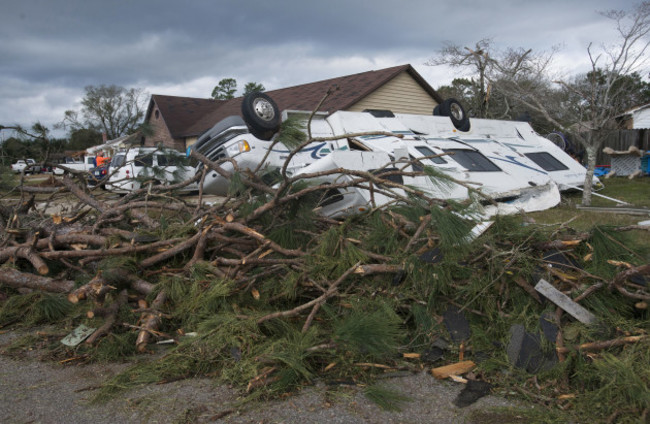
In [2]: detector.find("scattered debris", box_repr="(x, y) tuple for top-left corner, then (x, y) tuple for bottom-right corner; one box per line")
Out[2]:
(443, 305), (471, 343)
(506, 324), (557, 373)
(61, 324), (96, 347)
(421, 338), (449, 364)
(431, 361), (476, 380)
(0, 123), (649, 423)
(454, 379), (493, 407)
(539, 313), (559, 343)
(534, 279), (598, 325)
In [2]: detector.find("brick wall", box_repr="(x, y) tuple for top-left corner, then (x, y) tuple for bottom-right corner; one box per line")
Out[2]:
(143, 105), (186, 152)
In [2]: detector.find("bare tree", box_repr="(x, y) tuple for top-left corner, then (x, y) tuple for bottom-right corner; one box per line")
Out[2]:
(492, 2), (650, 205)
(62, 85), (148, 140)
(427, 39), (496, 118)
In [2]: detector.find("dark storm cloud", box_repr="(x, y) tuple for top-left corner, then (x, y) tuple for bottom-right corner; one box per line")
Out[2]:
(0, 0), (640, 134)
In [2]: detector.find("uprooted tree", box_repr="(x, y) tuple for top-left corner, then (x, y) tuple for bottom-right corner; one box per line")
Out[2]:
(429, 2), (650, 206)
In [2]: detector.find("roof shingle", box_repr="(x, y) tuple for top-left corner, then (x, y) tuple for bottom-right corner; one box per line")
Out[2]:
(149, 64), (442, 139)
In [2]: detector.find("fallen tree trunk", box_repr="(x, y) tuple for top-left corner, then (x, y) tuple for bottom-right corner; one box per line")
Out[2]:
(0, 246), (49, 275)
(0, 267), (74, 293)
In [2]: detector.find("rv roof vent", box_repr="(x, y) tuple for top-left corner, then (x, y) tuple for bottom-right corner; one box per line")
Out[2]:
(363, 109), (395, 118)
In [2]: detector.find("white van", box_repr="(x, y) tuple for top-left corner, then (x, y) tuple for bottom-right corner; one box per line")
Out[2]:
(106, 147), (197, 193)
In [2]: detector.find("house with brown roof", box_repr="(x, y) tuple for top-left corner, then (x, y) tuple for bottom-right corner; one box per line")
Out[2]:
(140, 64), (444, 152)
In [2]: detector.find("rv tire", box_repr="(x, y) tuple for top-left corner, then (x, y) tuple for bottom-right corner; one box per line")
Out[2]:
(436, 98), (470, 132)
(241, 92), (281, 141)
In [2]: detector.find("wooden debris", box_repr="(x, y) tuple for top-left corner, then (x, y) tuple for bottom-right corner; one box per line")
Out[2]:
(431, 360), (476, 379)
(556, 335), (649, 354)
(68, 273), (114, 304)
(136, 290), (168, 352)
(85, 290), (129, 345)
(535, 279), (598, 325)
(353, 264), (403, 276)
(513, 276), (542, 303)
(0, 267), (74, 293)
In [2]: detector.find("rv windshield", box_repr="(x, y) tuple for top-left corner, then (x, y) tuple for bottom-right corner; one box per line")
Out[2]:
(111, 154), (126, 168)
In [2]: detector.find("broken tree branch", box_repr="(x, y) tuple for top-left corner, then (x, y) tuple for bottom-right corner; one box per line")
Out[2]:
(85, 289), (129, 345)
(0, 267), (74, 293)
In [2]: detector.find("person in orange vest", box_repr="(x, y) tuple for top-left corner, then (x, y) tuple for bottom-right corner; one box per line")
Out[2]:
(95, 152), (109, 167)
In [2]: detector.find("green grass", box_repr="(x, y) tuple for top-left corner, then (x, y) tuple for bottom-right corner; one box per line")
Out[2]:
(529, 178), (650, 234)
(592, 177), (650, 208)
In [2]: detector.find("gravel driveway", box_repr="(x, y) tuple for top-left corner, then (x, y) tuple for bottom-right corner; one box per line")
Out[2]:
(0, 330), (530, 424)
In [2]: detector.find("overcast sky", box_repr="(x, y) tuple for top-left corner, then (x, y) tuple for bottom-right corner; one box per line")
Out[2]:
(0, 0), (641, 138)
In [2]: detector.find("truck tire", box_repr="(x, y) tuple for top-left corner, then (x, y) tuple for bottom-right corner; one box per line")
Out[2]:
(241, 92), (281, 141)
(434, 98), (470, 132)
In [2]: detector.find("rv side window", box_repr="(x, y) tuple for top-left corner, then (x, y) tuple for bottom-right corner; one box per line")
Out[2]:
(371, 168), (404, 184)
(134, 155), (153, 167)
(524, 152), (569, 171)
(443, 149), (501, 172)
(414, 146), (447, 164)
(156, 155), (169, 166)
(318, 187), (345, 207)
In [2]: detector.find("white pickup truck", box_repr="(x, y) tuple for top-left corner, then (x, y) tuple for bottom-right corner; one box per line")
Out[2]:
(11, 159), (39, 174)
(54, 156), (96, 174)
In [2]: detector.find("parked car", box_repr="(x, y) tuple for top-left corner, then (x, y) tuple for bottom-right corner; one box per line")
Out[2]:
(10, 159), (40, 174)
(106, 147), (197, 193)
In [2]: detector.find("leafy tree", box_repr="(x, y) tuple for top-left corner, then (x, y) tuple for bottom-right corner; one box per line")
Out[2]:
(211, 78), (237, 100)
(0, 123), (64, 165)
(211, 79), (266, 99)
(243, 82), (266, 95)
(67, 128), (103, 151)
(62, 85), (148, 140)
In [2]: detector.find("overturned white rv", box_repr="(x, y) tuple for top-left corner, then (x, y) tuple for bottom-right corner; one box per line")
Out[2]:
(190, 93), (593, 217)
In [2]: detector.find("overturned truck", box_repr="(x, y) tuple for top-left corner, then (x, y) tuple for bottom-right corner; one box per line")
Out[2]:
(190, 93), (594, 217)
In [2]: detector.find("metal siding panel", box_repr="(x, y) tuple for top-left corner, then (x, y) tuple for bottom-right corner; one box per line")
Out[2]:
(633, 109), (650, 129)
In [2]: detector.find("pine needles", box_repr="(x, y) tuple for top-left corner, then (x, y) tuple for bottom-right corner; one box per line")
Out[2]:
(2, 165), (650, 423)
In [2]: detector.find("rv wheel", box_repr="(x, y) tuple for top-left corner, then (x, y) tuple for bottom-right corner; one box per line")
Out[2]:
(435, 98), (470, 132)
(241, 92), (281, 141)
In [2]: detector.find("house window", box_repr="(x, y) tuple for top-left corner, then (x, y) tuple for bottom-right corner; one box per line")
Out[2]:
(443, 149), (501, 172)
(155, 110), (160, 119)
(524, 152), (569, 171)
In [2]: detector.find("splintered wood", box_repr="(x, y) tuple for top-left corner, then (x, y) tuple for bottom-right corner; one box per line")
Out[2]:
(430, 360), (476, 379)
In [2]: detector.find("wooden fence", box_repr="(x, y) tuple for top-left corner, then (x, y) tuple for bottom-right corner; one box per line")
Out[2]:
(592, 130), (649, 165)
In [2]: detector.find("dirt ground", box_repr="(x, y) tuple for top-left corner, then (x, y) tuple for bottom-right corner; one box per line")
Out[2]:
(0, 329), (535, 424)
